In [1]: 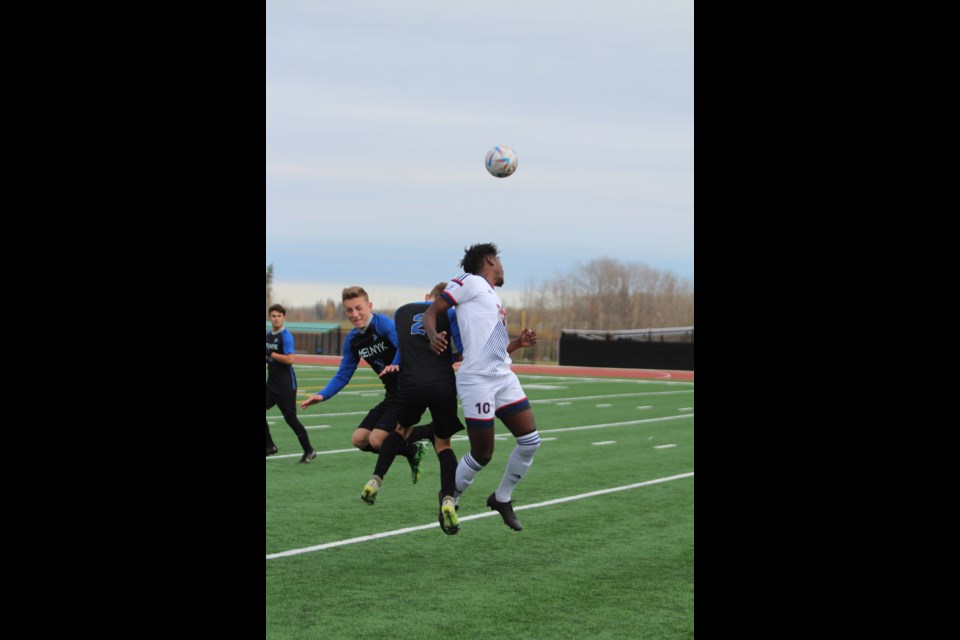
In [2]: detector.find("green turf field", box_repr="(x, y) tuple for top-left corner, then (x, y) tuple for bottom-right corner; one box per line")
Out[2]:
(267, 366), (694, 639)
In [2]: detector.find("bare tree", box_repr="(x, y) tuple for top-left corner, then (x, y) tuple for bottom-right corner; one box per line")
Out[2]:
(266, 263), (274, 314)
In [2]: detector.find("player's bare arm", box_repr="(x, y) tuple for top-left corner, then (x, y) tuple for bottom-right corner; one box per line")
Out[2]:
(268, 352), (296, 365)
(507, 328), (537, 354)
(422, 296), (452, 354)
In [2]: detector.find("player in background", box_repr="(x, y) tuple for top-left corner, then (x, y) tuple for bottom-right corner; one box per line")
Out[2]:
(266, 304), (317, 463)
(300, 286), (432, 478)
(362, 283), (465, 534)
(423, 243), (540, 531)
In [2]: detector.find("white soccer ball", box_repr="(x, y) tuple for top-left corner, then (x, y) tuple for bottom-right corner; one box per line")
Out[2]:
(485, 145), (518, 178)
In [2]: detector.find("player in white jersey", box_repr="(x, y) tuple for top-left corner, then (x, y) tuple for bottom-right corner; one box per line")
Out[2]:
(422, 242), (540, 531)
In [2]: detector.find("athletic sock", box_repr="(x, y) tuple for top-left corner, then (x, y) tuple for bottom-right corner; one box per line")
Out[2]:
(454, 451), (485, 498)
(374, 431), (407, 478)
(494, 431), (541, 503)
(437, 448), (458, 498)
(296, 432), (314, 453)
(408, 422), (435, 443)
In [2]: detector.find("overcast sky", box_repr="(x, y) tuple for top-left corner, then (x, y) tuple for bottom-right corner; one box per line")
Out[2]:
(267, 0), (693, 309)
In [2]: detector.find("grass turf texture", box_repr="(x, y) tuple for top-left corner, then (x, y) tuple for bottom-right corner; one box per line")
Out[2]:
(266, 367), (694, 639)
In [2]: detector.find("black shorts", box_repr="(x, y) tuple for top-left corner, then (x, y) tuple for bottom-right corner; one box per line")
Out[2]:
(396, 383), (464, 440)
(265, 384), (298, 416)
(358, 393), (399, 432)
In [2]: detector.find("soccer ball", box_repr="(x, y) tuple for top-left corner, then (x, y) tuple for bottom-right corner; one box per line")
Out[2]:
(485, 145), (518, 178)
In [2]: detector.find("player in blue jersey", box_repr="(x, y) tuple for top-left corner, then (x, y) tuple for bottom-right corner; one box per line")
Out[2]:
(300, 287), (433, 476)
(360, 283), (465, 534)
(423, 244), (540, 531)
(266, 304), (317, 463)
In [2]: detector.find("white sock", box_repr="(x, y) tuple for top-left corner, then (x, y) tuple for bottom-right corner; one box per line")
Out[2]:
(454, 451), (485, 498)
(495, 431), (541, 503)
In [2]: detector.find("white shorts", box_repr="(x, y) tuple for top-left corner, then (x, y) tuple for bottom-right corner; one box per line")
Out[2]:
(457, 371), (530, 429)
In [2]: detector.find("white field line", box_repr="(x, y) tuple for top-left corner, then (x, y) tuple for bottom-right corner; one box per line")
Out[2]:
(266, 472), (694, 560)
(532, 390), (693, 404)
(268, 414), (694, 459)
(655, 444), (678, 449)
(592, 441), (617, 446)
(537, 413), (692, 435)
(304, 425), (331, 430)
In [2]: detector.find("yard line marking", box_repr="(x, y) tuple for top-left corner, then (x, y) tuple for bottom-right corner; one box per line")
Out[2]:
(268, 414), (694, 458)
(556, 402), (572, 406)
(537, 414), (693, 435)
(636, 406), (652, 410)
(593, 441), (617, 446)
(532, 390), (693, 404)
(266, 472), (694, 559)
(678, 407), (692, 412)
(654, 444), (678, 449)
(596, 404), (612, 408)
(268, 448), (361, 460)
(304, 425), (331, 430)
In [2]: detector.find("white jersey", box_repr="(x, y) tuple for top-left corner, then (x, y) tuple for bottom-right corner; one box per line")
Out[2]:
(441, 273), (512, 376)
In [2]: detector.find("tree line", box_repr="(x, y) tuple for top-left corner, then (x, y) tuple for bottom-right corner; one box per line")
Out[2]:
(266, 258), (693, 338)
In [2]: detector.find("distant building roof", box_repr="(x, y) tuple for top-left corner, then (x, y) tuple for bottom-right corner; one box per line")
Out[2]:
(266, 321), (342, 333)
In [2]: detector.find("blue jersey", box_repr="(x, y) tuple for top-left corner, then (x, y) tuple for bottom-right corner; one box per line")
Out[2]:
(317, 313), (400, 400)
(266, 327), (297, 392)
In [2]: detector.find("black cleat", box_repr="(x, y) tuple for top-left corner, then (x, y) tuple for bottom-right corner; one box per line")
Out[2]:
(486, 493), (523, 531)
(266, 445), (278, 457)
(298, 449), (317, 464)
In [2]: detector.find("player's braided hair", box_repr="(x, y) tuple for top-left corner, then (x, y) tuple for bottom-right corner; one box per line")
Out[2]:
(460, 243), (499, 275)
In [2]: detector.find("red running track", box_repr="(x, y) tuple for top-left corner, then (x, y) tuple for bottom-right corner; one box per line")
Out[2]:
(294, 354), (693, 382)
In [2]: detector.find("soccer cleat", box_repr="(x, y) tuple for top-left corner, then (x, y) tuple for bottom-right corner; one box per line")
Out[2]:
(408, 440), (429, 484)
(298, 449), (317, 464)
(439, 496), (460, 535)
(360, 475), (382, 505)
(486, 493), (523, 531)
(266, 445), (278, 457)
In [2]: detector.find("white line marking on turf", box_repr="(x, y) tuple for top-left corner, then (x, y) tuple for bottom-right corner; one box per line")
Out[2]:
(267, 448), (361, 460)
(596, 404), (611, 408)
(555, 402), (572, 406)
(270, 415), (694, 457)
(532, 390), (693, 404)
(266, 472), (694, 559)
(678, 408), (692, 412)
(654, 444), (678, 449)
(305, 425), (331, 430)
(537, 413), (693, 435)
(593, 441), (616, 446)
(636, 406), (652, 410)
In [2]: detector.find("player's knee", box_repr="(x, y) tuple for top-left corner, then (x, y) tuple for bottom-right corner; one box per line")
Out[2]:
(472, 450), (493, 466)
(368, 430), (388, 449)
(351, 432), (369, 449)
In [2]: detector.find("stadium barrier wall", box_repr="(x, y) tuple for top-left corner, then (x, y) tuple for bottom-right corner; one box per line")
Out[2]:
(558, 333), (694, 371)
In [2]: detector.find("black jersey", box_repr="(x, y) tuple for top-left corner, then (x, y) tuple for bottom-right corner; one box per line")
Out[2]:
(393, 301), (461, 389)
(266, 327), (297, 392)
(317, 313), (400, 399)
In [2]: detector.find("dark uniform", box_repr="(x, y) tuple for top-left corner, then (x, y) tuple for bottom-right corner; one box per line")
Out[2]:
(266, 327), (314, 458)
(317, 313), (400, 432)
(392, 301), (464, 439)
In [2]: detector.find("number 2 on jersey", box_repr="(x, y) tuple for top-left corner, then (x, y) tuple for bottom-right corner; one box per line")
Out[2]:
(411, 313), (425, 336)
